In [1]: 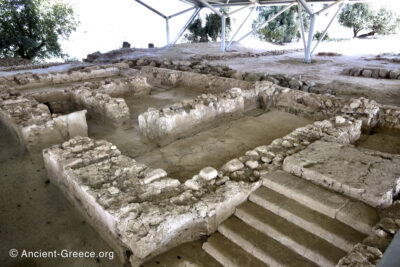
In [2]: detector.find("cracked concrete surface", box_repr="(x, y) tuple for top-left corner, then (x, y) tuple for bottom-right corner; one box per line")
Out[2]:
(283, 141), (400, 208)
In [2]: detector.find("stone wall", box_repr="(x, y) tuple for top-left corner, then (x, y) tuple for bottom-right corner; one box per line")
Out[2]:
(378, 106), (400, 129)
(138, 88), (247, 145)
(139, 66), (252, 94)
(342, 67), (400, 80)
(257, 81), (381, 131)
(0, 90), (88, 152)
(337, 209), (400, 266)
(28, 75), (151, 126)
(0, 63), (130, 90)
(130, 58), (319, 93)
(70, 88), (130, 127)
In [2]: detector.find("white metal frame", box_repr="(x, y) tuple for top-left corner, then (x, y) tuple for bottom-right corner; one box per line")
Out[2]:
(134, 0), (201, 47)
(134, 0), (351, 62)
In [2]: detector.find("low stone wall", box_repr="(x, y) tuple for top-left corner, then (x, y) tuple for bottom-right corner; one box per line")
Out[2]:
(337, 213), (400, 266)
(130, 58), (319, 93)
(0, 63), (130, 90)
(378, 106), (400, 129)
(138, 88), (246, 145)
(257, 82), (381, 131)
(43, 136), (260, 266)
(70, 88), (130, 126)
(27, 75), (151, 126)
(139, 66), (252, 94)
(342, 67), (400, 80)
(0, 90), (88, 152)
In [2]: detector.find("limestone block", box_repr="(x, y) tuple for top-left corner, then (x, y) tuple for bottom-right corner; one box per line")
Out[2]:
(283, 141), (400, 208)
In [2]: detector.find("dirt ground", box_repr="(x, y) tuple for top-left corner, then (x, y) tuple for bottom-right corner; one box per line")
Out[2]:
(210, 51), (400, 106)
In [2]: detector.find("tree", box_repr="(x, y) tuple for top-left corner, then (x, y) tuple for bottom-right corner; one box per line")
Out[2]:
(252, 6), (309, 44)
(338, 3), (399, 38)
(370, 8), (400, 36)
(0, 0), (78, 61)
(185, 9), (231, 43)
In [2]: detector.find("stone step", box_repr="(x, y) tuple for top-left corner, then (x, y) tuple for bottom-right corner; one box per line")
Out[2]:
(218, 216), (317, 267)
(250, 186), (366, 252)
(235, 201), (347, 267)
(262, 170), (378, 235)
(282, 140), (400, 208)
(202, 232), (268, 267)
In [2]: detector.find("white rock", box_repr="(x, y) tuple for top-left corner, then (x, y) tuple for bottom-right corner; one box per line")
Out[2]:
(245, 160), (259, 169)
(282, 140), (292, 148)
(199, 167), (218, 181)
(221, 159), (245, 172)
(108, 186), (120, 195)
(143, 168), (167, 184)
(335, 116), (346, 125)
(350, 101), (361, 109)
(184, 178), (201, 190)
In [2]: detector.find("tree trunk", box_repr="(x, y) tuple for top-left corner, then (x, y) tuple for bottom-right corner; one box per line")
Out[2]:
(357, 31), (376, 38)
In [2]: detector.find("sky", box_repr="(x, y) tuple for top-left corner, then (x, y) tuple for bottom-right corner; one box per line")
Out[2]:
(60, 0), (400, 61)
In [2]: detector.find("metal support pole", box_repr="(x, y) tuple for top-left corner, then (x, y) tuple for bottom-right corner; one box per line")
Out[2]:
(198, 0), (223, 17)
(168, 6), (196, 19)
(315, 0), (343, 16)
(171, 8), (201, 46)
(297, 2), (307, 50)
(311, 3), (344, 55)
(298, 0), (313, 15)
(221, 15), (226, 52)
(166, 18), (170, 46)
(134, 0), (166, 18)
(236, 3), (297, 44)
(228, 3), (253, 16)
(226, 7), (254, 51)
(304, 14), (316, 63)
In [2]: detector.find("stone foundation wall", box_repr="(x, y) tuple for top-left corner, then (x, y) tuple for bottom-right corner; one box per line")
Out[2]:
(27, 75), (151, 126)
(0, 63), (130, 90)
(138, 88), (246, 145)
(257, 81), (381, 131)
(139, 66), (252, 93)
(0, 90), (88, 152)
(130, 59), (319, 93)
(342, 67), (400, 80)
(378, 106), (400, 129)
(70, 88), (130, 126)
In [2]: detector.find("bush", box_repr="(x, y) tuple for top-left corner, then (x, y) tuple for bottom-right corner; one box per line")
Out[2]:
(313, 31), (329, 41)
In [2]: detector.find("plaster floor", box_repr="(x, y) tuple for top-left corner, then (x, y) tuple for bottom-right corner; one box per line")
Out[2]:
(356, 128), (400, 155)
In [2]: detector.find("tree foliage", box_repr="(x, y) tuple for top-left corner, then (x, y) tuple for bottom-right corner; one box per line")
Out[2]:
(371, 8), (400, 36)
(185, 9), (231, 43)
(252, 6), (309, 44)
(0, 0), (78, 60)
(338, 3), (400, 38)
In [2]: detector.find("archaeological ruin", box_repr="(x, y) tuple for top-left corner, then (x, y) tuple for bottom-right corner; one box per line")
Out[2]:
(2, 1), (400, 267)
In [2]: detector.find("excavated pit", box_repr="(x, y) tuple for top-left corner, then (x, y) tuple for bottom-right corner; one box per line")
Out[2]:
(2, 58), (400, 267)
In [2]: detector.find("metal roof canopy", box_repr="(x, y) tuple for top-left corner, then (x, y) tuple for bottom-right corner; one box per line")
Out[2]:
(134, 0), (367, 63)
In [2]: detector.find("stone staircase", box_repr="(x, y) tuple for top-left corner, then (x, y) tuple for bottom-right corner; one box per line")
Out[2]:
(203, 170), (379, 267)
